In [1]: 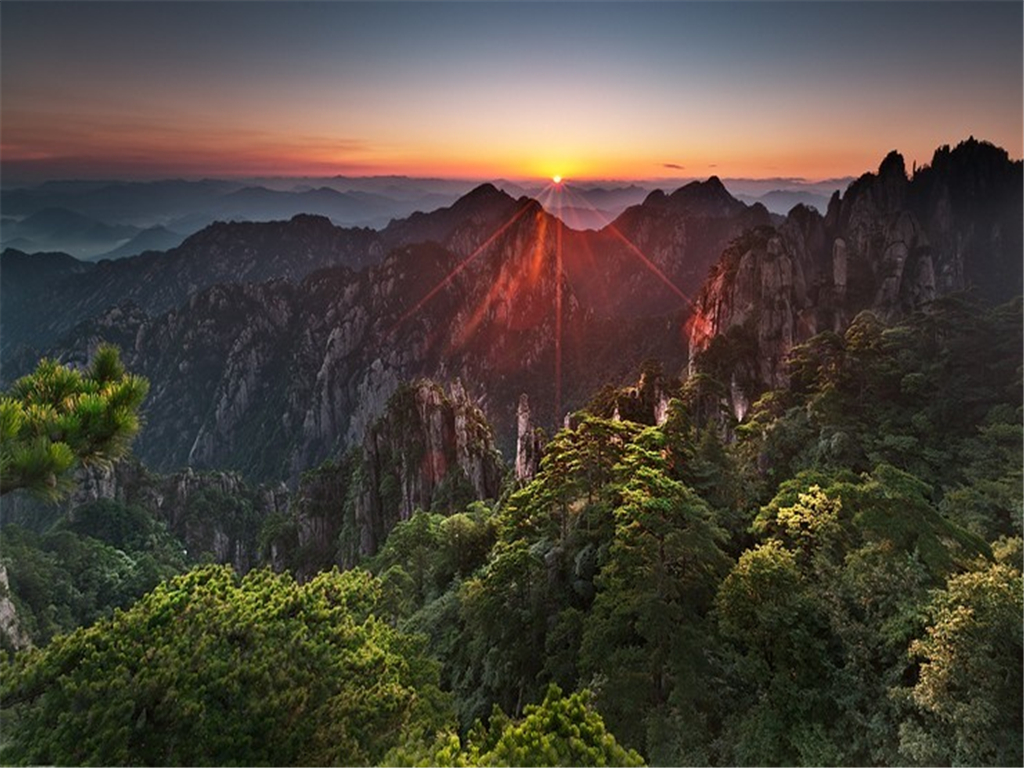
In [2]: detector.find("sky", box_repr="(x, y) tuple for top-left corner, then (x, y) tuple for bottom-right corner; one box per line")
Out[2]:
(1, 1), (1021, 183)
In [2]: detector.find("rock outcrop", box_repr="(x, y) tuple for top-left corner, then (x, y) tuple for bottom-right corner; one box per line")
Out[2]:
(253, 378), (507, 573)
(688, 138), (1023, 412)
(63, 459), (289, 575)
(515, 394), (543, 482)
(281, 455), (358, 579)
(0, 563), (32, 651)
(351, 380), (504, 560)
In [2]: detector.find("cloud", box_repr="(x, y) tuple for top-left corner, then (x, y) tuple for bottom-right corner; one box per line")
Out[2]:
(662, 162), (685, 170)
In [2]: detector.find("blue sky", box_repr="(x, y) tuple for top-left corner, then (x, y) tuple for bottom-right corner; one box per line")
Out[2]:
(2, 1), (1020, 181)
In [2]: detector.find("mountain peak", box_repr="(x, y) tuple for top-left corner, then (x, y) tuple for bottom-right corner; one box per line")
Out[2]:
(878, 150), (907, 181)
(459, 182), (513, 206)
(642, 189), (668, 206)
(667, 176), (744, 214)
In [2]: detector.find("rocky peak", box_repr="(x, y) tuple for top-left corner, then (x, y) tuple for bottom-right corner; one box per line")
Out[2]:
(838, 150), (910, 232)
(667, 176), (746, 217)
(381, 183), (520, 257)
(877, 150), (909, 212)
(686, 138), (1021, 421)
(641, 189), (668, 206)
(352, 379), (504, 558)
(515, 393), (543, 483)
(879, 150), (907, 180)
(461, 182), (511, 206)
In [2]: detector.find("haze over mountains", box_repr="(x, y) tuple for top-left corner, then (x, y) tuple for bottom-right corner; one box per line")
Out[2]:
(0, 175), (849, 260)
(2, 138), (1018, 486)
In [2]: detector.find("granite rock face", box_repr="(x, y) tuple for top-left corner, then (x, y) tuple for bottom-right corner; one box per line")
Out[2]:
(254, 377), (506, 573)
(5, 140), (1015, 490)
(351, 380), (504, 561)
(688, 139), (1022, 409)
(63, 460), (289, 575)
(515, 394), (543, 483)
(0, 563), (32, 651)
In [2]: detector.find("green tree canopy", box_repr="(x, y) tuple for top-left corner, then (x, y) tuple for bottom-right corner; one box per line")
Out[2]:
(901, 560), (1023, 766)
(0, 565), (447, 766)
(0, 344), (149, 499)
(387, 684), (644, 767)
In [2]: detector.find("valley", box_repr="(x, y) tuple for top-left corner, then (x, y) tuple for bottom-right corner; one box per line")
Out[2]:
(1, 137), (1021, 766)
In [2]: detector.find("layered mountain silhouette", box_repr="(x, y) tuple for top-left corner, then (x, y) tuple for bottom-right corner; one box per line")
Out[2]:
(0, 207), (142, 258)
(93, 226), (185, 261)
(2, 138), (1019, 483)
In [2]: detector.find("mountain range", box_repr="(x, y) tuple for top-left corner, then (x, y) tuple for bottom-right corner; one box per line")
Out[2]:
(1, 138), (1019, 486)
(0, 175), (847, 261)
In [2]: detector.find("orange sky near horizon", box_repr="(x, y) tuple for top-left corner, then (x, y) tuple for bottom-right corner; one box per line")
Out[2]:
(1, 2), (1021, 184)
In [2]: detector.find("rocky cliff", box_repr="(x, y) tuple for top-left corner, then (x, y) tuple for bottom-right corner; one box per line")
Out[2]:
(515, 394), (544, 483)
(688, 138), (1022, 408)
(6, 140), (1015, 486)
(255, 377), (505, 574)
(7, 189), (689, 483)
(350, 379), (504, 560)
(58, 459), (290, 575)
(0, 563), (31, 651)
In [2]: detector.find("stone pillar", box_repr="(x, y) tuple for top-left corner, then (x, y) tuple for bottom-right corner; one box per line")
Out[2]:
(515, 394), (540, 483)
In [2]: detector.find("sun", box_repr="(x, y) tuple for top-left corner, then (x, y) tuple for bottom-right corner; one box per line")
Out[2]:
(552, 175), (562, 185)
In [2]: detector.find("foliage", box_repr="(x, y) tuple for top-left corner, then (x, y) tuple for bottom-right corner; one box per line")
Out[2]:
(714, 540), (843, 765)
(738, 298), (1023, 512)
(386, 685), (644, 767)
(579, 429), (730, 756)
(2, 296), (1020, 766)
(0, 345), (149, 499)
(368, 503), (497, 615)
(900, 559), (1023, 766)
(0, 500), (187, 648)
(726, 466), (997, 764)
(0, 565), (447, 766)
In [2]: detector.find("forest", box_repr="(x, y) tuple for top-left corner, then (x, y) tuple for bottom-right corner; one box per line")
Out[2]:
(1, 296), (1021, 766)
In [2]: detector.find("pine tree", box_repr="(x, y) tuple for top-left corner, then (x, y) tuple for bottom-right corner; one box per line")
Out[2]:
(0, 344), (148, 499)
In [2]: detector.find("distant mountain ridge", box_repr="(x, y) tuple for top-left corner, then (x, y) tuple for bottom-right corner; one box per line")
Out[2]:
(93, 226), (185, 261)
(2, 138), (1019, 485)
(1, 174), (846, 260)
(735, 189), (833, 215)
(0, 174), (767, 357)
(0, 207), (141, 259)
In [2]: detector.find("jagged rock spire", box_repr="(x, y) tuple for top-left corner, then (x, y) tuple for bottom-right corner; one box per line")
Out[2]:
(515, 393), (542, 483)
